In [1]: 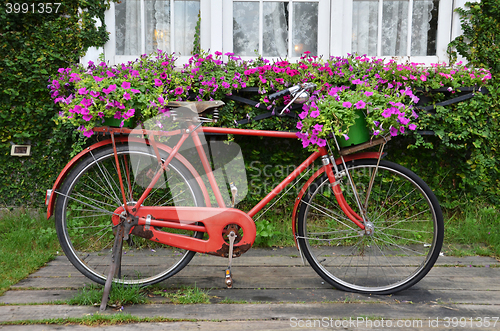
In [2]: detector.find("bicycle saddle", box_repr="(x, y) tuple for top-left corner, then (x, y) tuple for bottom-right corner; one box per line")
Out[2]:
(166, 100), (225, 114)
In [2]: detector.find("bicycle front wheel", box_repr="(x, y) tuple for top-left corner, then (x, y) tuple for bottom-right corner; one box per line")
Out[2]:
(297, 159), (443, 294)
(54, 143), (205, 286)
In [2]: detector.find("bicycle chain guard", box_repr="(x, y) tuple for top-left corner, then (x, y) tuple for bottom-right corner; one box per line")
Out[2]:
(112, 206), (256, 257)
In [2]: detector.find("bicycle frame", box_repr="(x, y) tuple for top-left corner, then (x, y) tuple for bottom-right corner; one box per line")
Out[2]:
(47, 125), (382, 256)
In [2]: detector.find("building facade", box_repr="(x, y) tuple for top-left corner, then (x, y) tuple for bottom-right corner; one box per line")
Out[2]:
(82, 0), (468, 66)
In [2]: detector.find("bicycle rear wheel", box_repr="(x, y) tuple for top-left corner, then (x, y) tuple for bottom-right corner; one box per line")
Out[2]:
(54, 143), (205, 286)
(297, 159), (443, 294)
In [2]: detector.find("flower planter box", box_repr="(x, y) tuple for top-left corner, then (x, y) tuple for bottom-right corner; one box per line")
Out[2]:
(338, 110), (370, 148)
(103, 117), (136, 128)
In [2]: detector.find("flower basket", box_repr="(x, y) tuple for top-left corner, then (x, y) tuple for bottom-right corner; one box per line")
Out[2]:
(102, 117), (136, 128)
(337, 110), (370, 148)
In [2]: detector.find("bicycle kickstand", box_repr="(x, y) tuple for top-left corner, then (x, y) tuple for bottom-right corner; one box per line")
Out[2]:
(225, 231), (236, 288)
(99, 222), (125, 311)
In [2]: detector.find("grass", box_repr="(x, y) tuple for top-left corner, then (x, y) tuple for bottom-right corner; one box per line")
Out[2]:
(152, 284), (211, 304)
(0, 314), (196, 326)
(0, 209), (59, 296)
(443, 205), (500, 257)
(67, 283), (148, 307)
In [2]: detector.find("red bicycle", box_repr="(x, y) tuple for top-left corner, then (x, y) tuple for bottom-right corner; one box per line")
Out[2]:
(46, 83), (443, 295)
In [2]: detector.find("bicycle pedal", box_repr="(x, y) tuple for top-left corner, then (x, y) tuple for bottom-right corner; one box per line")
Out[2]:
(225, 268), (233, 288)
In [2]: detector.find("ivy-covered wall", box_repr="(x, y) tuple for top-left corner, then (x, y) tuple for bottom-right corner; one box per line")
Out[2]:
(0, 0), (498, 208)
(0, 0), (113, 206)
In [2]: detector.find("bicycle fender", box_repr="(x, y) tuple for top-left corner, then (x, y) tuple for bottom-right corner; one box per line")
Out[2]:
(46, 137), (211, 219)
(291, 152), (382, 248)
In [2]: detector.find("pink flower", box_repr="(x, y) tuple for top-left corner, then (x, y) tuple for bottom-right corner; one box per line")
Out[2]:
(342, 101), (352, 108)
(82, 114), (93, 121)
(175, 87), (184, 95)
(298, 110), (308, 119)
(364, 91), (373, 97)
(121, 81), (131, 89)
(123, 92), (131, 100)
(408, 123), (417, 131)
(103, 84), (117, 95)
(390, 127), (398, 136)
(106, 70), (116, 78)
(154, 79), (163, 87)
(77, 87), (88, 95)
(312, 124), (323, 135)
(317, 139), (327, 147)
(130, 89), (141, 94)
(158, 96), (165, 105)
(342, 134), (349, 141)
(355, 100), (366, 109)
(90, 91), (100, 98)
(310, 110), (320, 118)
(123, 108), (135, 119)
(82, 128), (94, 137)
(296, 121), (303, 130)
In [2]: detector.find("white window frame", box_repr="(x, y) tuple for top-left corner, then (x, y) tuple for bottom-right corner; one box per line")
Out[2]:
(331, 0), (457, 65)
(221, 0), (330, 62)
(104, 0), (202, 66)
(91, 0), (467, 66)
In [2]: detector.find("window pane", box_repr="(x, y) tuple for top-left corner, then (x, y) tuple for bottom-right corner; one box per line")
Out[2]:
(263, 2), (288, 57)
(411, 0), (439, 56)
(352, 0), (378, 56)
(115, 0), (142, 55)
(233, 2), (259, 56)
(292, 2), (318, 57)
(146, 0), (171, 54)
(382, 0), (408, 56)
(174, 0), (200, 55)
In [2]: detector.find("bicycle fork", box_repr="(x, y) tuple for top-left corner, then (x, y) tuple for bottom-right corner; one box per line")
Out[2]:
(322, 136), (388, 235)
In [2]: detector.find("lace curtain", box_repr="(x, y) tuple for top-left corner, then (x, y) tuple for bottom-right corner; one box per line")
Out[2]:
(352, 0), (437, 56)
(115, 0), (199, 56)
(233, 1), (318, 57)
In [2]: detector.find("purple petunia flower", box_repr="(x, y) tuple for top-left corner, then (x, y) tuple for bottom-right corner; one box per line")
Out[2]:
(355, 100), (366, 109)
(317, 139), (327, 147)
(298, 110), (308, 119)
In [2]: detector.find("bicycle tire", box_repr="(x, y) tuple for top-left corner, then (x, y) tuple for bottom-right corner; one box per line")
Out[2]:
(297, 159), (444, 294)
(55, 143), (205, 286)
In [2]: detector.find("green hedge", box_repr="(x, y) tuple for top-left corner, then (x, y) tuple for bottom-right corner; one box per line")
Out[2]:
(0, 0), (113, 206)
(0, 0), (498, 208)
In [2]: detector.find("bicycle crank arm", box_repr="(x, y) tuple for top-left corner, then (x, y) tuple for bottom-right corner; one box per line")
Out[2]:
(112, 206), (256, 257)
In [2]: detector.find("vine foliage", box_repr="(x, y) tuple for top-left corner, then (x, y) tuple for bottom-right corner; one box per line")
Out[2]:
(0, 0), (114, 206)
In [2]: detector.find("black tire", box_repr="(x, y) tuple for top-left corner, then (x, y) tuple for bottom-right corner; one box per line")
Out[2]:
(55, 143), (205, 286)
(297, 159), (444, 294)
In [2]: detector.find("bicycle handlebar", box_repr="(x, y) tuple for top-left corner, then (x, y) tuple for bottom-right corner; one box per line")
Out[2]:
(268, 88), (292, 101)
(268, 83), (317, 101)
